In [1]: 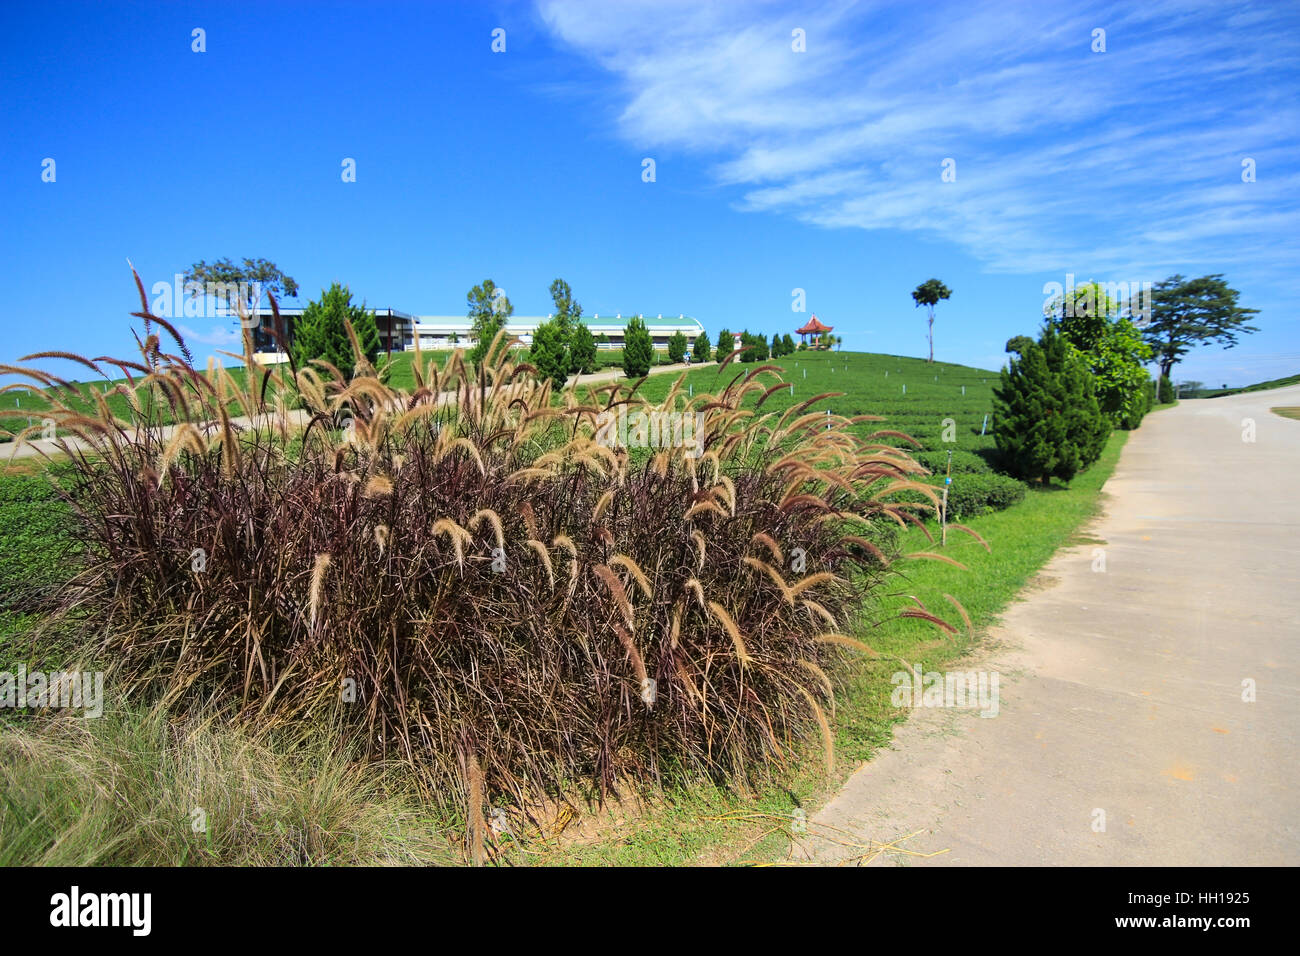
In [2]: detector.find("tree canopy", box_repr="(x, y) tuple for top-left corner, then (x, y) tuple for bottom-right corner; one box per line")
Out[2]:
(466, 279), (513, 366)
(1145, 274), (1259, 380)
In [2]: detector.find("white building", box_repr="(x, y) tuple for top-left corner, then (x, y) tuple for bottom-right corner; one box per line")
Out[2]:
(249, 309), (704, 355)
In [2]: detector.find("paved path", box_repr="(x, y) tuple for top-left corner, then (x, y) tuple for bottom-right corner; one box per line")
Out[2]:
(801, 386), (1300, 866)
(3, 360), (711, 462)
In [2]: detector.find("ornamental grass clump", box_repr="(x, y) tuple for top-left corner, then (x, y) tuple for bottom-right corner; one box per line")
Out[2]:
(6, 271), (980, 822)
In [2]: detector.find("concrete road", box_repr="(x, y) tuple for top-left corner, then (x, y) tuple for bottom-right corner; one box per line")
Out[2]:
(802, 385), (1300, 866)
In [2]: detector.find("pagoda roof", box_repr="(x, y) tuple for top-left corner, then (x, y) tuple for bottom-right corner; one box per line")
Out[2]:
(795, 314), (833, 334)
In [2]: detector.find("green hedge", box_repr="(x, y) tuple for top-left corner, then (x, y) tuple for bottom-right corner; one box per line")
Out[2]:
(911, 449), (992, 475)
(944, 473), (1026, 518)
(888, 472), (1027, 521)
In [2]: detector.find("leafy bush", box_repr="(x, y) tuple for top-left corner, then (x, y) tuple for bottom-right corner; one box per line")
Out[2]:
(1119, 376), (1156, 430)
(890, 473), (1025, 520)
(943, 473), (1027, 519)
(14, 274), (964, 833)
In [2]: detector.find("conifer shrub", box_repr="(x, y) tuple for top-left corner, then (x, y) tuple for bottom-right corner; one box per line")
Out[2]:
(622, 315), (653, 378)
(290, 283), (381, 381)
(692, 331), (711, 363)
(992, 324), (1109, 484)
(666, 331), (688, 364)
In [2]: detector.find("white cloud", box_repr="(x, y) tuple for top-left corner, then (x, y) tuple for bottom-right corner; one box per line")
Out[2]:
(178, 324), (244, 347)
(536, 0), (1300, 286)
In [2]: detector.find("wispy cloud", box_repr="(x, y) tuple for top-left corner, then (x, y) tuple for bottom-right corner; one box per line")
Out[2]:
(537, 0), (1300, 284)
(177, 324), (244, 348)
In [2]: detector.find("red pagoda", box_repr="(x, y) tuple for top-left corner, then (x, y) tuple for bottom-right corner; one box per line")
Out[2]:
(796, 314), (833, 347)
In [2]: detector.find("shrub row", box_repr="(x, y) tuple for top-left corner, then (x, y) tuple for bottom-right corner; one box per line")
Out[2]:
(889, 473), (1026, 521)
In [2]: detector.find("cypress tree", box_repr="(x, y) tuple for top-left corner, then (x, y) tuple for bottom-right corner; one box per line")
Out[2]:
(692, 330), (712, 363)
(569, 322), (597, 375)
(667, 330), (688, 364)
(715, 328), (733, 358)
(291, 282), (381, 380)
(993, 323), (1109, 484)
(530, 317), (570, 389)
(622, 315), (653, 378)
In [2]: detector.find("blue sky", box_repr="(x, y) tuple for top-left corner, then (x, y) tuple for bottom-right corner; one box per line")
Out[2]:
(2, 0), (1297, 385)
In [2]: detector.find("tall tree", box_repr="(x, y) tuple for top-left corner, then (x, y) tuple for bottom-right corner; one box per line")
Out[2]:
(466, 279), (512, 366)
(549, 278), (588, 374)
(184, 257), (299, 349)
(1145, 274), (1259, 380)
(549, 279), (581, 335)
(911, 278), (952, 363)
(183, 256), (298, 312)
(622, 315), (653, 378)
(290, 283), (381, 381)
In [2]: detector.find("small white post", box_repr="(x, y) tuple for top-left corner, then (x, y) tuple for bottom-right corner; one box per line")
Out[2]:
(941, 449), (953, 547)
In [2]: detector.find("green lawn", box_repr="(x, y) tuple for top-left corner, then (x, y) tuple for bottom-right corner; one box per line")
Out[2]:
(631, 348), (1000, 456)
